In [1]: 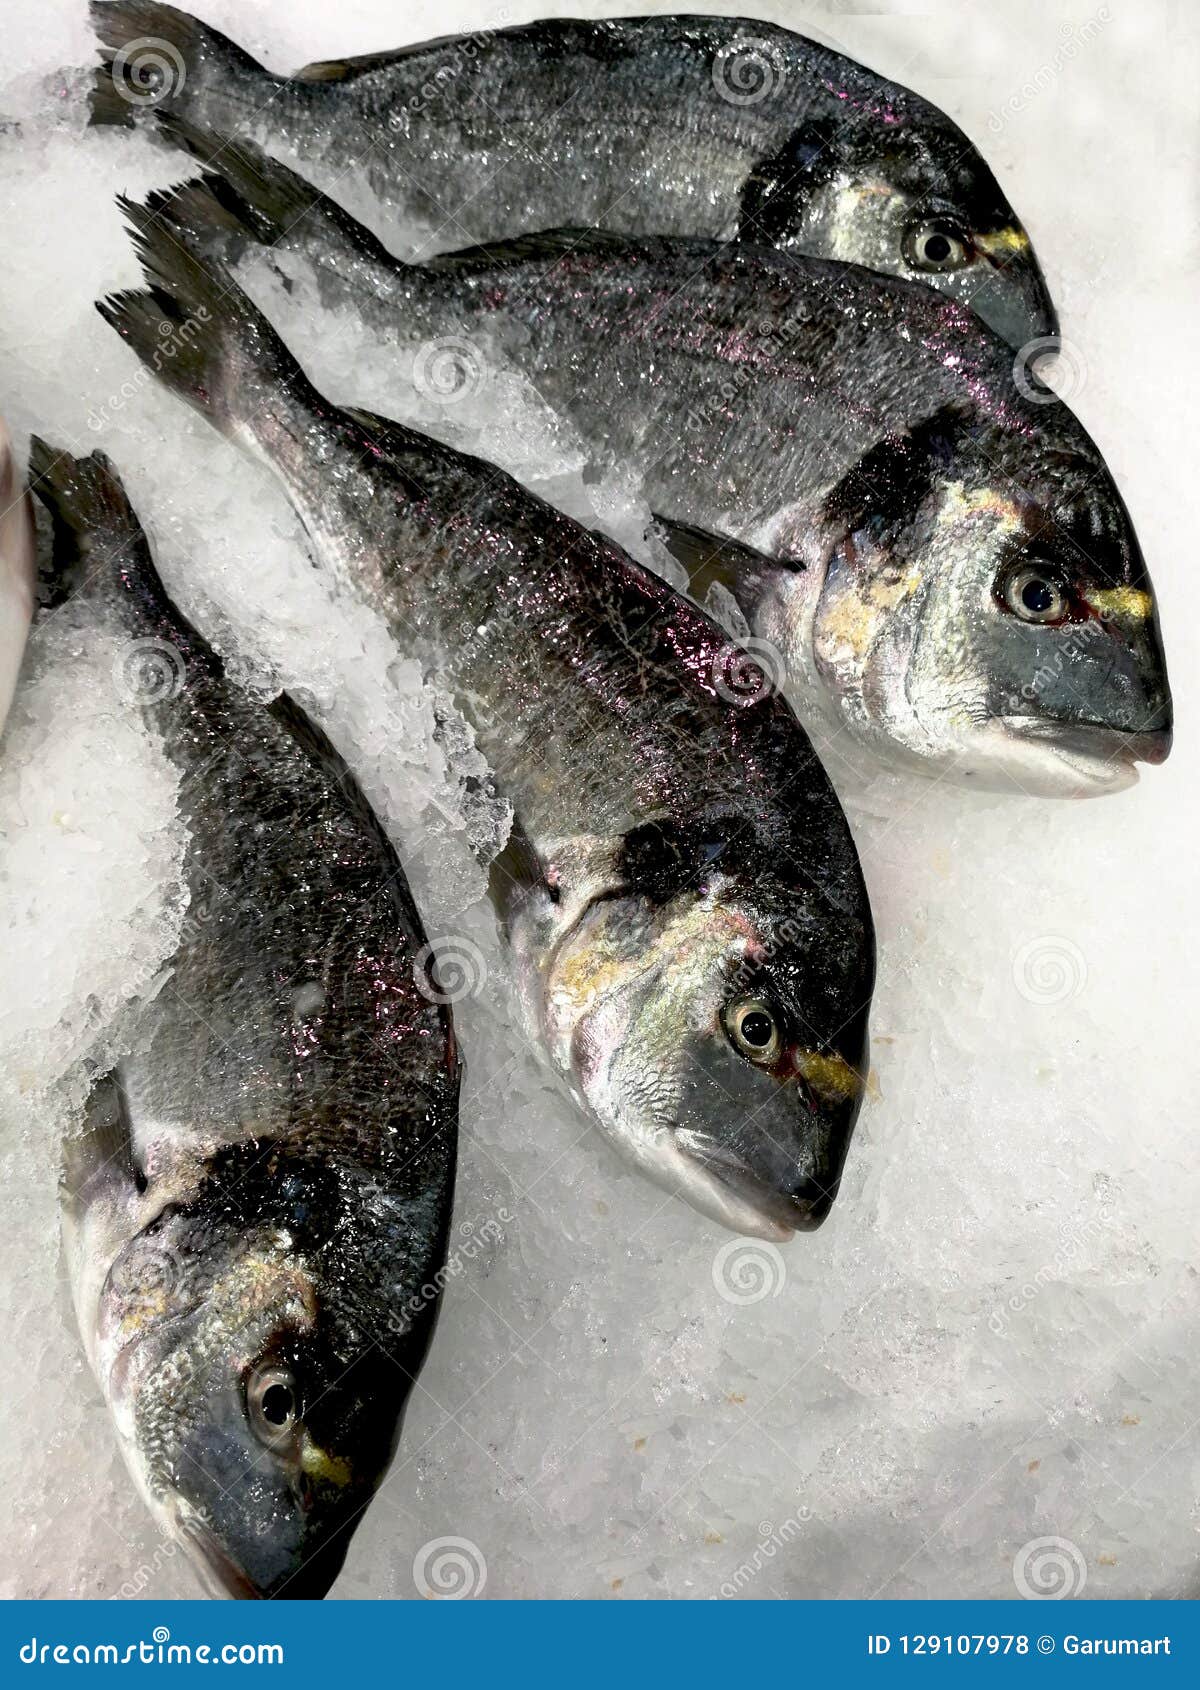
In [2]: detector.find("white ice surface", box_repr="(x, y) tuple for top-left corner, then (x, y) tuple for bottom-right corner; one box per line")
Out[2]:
(0, 0), (1197, 1602)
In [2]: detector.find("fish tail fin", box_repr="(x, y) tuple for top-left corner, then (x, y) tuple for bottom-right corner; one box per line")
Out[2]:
(27, 435), (143, 605)
(89, 0), (278, 130)
(99, 199), (317, 449)
(29, 437), (219, 693)
(26, 435), (191, 644)
(148, 114), (397, 268)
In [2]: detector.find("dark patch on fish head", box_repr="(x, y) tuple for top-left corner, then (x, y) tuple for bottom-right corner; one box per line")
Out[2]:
(810, 410), (967, 756)
(556, 814), (873, 1237)
(738, 114), (1056, 348)
(102, 1151), (443, 1598)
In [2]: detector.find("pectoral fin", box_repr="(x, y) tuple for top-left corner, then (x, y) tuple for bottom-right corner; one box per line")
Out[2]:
(649, 515), (789, 614)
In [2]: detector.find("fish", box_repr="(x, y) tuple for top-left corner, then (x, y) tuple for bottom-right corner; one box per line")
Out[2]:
(87, 2), (1057, 349)
(29, 439), (459, 1599)
(0, 414), (35, 736)
(143, 137), (1172, 799)
(97, 209), (876, 1243)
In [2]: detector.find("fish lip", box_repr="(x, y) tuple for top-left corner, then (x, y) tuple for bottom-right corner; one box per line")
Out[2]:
(1000, 715), (1171, 774)
(174, 1507), (264, 1601)
(675, 1138), (829, 1237)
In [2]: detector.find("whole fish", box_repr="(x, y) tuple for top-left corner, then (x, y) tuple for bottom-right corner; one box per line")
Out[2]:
(146, 138), (1172, 798)
(30, 440), (459, 1599)
(88, 2), (1056, 350)
(0, 415), (35, 736)
(99, 212), (876, 1243)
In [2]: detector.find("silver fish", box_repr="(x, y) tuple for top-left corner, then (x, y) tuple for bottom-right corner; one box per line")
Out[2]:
(98, 212), (876, 1243)
(30, 440), (459, 1598)
(0, 415), (35, 736)
(87, 2), (1057, 349)
(145, 138), (1171, 798)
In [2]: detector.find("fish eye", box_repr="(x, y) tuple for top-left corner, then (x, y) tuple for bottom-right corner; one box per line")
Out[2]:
(903, 219), (972, 273)
(246, 1363), (300, 1446)
(723, 998), (782, 1064)
(999, 564), (1070, 625)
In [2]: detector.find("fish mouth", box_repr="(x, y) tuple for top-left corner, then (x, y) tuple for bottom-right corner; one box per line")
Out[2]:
(673, 1133), (832, 1240)
(999, 716), (1171, 795)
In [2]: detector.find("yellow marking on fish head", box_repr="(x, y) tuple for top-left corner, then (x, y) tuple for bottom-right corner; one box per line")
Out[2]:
(818, 566), (924, 665)
(1082, 586), (1154, 623)
(793, 1048), (864, 1103)
(940, 481), (1025, 532)
(300, 1438), (353, 1487)
(975, 226), (1030, 257)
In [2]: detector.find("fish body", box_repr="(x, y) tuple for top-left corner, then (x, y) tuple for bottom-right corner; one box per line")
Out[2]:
(30, 442), (459, 1598)
(148, 144), (1172, 798)
(89, 2), (1057, 348)
(100, 212), (876, 1243)
(0, 416), (35, 736)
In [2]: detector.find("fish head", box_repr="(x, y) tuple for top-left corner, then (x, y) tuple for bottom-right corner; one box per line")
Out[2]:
(806, 413), (1172, 795)
(96, 1153), (431, 1599)
(740, 114), (1057, 349)
(543, 814), (873, 1239)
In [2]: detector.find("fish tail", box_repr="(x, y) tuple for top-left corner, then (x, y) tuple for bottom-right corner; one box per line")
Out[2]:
(27, 436), (142, 604)
(147, 114), (397, 269)
(89, 0), (278, 130)
(25, 435), (188, 633)
(99, 199), (317, 451)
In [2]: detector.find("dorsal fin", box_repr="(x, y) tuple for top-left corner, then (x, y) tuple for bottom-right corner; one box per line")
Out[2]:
(424, 227), (638, 274)
(293, 23), (528, 83)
